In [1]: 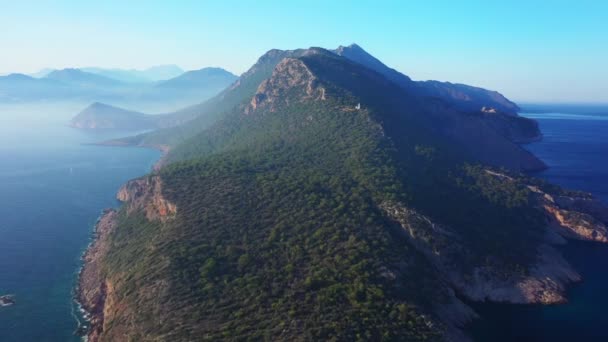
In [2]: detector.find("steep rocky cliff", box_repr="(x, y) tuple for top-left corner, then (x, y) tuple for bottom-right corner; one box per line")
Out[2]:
(79, 177), (175, 341)
(77, 209), (117, 342)
(117, 175), (176, 221)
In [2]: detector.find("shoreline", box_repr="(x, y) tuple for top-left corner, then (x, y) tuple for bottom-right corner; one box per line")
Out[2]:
(74, 143), (166, 341)
(75, 209), (117, 342)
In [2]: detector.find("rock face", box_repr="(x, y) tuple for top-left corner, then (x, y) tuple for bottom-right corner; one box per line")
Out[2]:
(532, 188), (608, 242)
(80, 176), (176, 341)
(117, 176), (176, 221)
(381, 170), (608, 308)
(381, 201), (583, 305)
(247, 58), (326, 114)
(78, 209), (117, 342)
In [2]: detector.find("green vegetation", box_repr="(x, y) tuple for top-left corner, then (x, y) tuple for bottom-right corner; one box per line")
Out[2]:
(97, 50), (553, 340)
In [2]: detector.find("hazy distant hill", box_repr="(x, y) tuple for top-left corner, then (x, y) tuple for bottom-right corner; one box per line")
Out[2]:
(71, 102), (202, 130)
(82, 65), (185, 83)
(69, 68), (238, 129)
(29, 68), (55, 78)
(46, 68), (125, 88)
(0, 66), (234, 109)
(0, 73), (70, 101)
(70, 102), (155, 130)
(156, 67), (236, 89)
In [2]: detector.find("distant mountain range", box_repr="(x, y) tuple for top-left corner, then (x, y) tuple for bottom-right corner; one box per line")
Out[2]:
(0, 66), (237, 108)
(80, 65), (184, 83)
(31, 65), (185, 83)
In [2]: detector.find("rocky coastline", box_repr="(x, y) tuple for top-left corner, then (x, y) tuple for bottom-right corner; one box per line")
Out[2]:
(76, 209), (118, 342)
(382, 170), (608, 340)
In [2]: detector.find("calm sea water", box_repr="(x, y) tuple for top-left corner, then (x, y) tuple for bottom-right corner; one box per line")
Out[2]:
(0, 103), (159, 341)
(469, 110), (608, 341)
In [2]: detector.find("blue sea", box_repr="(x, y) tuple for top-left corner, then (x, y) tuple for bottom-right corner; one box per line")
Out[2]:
(469, 108), (608, 341)
(0, 103), (159, 341)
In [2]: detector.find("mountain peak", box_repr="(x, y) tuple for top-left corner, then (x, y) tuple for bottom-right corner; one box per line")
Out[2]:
(46, 68), (123, 85)
(333, 44), (414, 86)
(3, 73), (35, 81)
(335, 43), (364, 53)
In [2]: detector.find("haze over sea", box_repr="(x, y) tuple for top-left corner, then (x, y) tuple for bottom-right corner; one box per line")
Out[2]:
(0, 102), (159, 341)
(470, 106), (608, 341)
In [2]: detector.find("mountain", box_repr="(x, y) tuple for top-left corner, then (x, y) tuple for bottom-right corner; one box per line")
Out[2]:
(82, 65), (185, 83)
(1, 65), (230, 108)
(0, 73), (69, 101)
(155, 67), (237, 89)
(70, 102), (155, 130)
(70, 68), (238, 130)
(45, 68), (125, 88)
(139, 67), (237, 102)
(29, 68), (55, 78)
(334, 43), (414, 89)
(81, 67), (152, 83)
(334, 44), (538, 143)
(140, 64), (184, 81)
(118, 45), (543, 171)
(71, 102), (202, 130)
(78, 45), (608, 341)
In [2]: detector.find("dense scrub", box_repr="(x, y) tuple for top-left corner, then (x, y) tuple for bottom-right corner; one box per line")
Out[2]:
(97, 50), (552, 340)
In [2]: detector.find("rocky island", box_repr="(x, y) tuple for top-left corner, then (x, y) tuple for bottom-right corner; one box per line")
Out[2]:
(0, 295), (15, 307)
(77, 44), (607, 341)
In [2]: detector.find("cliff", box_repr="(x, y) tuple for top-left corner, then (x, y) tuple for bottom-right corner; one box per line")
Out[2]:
(77, 209), (117, 342)
(117, 175), (176, 221)
(79, 176), (176, 341)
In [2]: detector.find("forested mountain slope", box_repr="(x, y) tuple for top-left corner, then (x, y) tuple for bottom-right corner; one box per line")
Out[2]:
(79, 47), (608, 341)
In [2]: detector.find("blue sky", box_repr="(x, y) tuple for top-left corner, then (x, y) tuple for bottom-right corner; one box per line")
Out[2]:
(1, 0), (607, 103)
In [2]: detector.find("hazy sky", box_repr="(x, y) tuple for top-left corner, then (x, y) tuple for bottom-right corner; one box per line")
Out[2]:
(1, 0), (607, 103)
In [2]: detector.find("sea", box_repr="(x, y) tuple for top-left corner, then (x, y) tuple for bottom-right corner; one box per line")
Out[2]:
(0, 102), (159, 341)
(469, 106), (608, 341)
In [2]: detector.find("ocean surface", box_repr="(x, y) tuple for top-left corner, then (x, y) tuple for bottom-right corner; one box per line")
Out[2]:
(0, 102), (159, 341)
(469, 109), (608, 341)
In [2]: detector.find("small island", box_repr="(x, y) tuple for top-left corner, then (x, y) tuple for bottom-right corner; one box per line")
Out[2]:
(0, 295), (15, 307)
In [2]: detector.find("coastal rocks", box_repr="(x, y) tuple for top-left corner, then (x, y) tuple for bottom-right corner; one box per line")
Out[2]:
(0, 294), (15, 307)
(483, 170), (608, 243)
(381, 201), (581, 306)
(117, 175), (176, 221)
(528, 184), (608, 243)
(78, 209), (117, 342)
(449, 244), (580, 304)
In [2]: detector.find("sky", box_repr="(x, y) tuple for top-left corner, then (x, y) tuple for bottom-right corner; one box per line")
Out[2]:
(1, 0), (607, 103)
